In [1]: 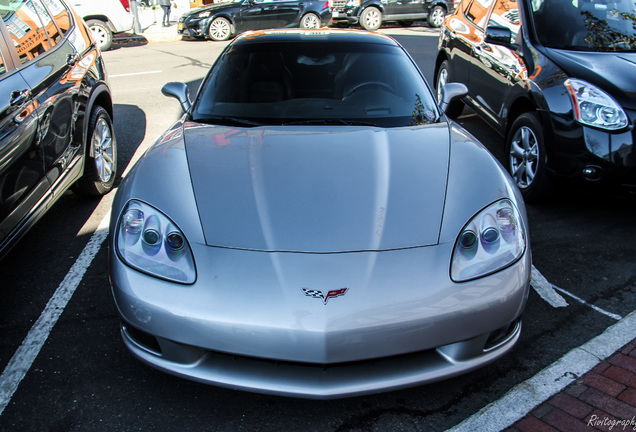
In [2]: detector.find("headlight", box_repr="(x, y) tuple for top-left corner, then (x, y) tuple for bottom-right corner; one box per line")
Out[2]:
(195, 10), (212, 18)
(451, 199), (526, 282)
(346, 0), (361, 6)
(564, 78), (628, 130)
(116, 200), (196, 284)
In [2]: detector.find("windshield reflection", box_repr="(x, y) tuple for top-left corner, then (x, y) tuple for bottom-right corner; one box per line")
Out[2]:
(531, 0), (636, 51)
(193, 41), (440, 128)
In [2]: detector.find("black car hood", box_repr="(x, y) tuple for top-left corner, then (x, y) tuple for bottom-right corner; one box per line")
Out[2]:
(545, 49), (636, 109)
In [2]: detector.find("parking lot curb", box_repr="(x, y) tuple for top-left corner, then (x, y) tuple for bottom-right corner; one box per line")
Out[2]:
(447, 310), (636, 432)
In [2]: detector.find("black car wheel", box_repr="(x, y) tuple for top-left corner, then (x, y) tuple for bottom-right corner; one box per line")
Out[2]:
(86, 19), (113, 51)
(360, 7), (382, 31)
(300, 13), (321, 29)
(435, 60), (463, 118)
(74, 106), (117, 196)
(208, 17), (232, 41)
(427, 5), (445, 28)
(506, 112), (550, 202)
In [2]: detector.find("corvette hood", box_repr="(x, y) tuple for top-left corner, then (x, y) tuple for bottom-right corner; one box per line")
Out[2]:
(184, 124), (450, 252)
(546, 50), (636, 109)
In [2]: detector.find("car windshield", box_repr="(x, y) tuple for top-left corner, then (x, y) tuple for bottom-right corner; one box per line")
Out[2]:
(192, 40), (440, 128)
(530, 0), (636, 51)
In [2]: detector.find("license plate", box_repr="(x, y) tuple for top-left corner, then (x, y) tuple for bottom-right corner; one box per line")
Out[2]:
(332, 11), (340, 17)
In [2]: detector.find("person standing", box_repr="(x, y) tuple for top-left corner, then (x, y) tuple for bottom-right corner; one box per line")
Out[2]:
(158, 0), (171, 26)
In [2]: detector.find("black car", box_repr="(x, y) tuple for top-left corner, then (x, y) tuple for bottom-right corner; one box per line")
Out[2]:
(0, 0), (116, 259)
(177, 0), (332, 41)
(436, 0), (636, 201)
(330, 0), (453, 31)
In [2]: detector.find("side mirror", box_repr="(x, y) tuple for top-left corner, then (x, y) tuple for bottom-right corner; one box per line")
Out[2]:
(439, 82), (467, 115)
(485, 25), (513, 46)
(161, 82), (191, 112)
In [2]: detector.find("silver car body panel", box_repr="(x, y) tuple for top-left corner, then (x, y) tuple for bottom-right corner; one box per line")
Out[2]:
(185, 124), (450, 252)
(109, 120), (531, 398)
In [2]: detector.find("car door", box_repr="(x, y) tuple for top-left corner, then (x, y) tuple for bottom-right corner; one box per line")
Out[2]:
(0, 0), (78, 244)
(267, 0), (302, 27)
(466, 0), (525, 128)
(0, 16), (44, 244)
(236, 0), (285, 31)
(10, 0), (78, 190)
(444, 0), (494, 91)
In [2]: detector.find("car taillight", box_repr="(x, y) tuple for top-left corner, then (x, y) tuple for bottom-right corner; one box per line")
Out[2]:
(119, 0), (130, 12)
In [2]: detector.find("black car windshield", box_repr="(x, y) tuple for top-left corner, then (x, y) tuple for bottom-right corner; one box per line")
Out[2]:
(192, 40), (440, 127)
(530, 0), (636, 51)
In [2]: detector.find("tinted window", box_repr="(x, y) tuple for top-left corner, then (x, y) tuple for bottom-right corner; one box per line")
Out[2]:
(466, 0), (494, 28)
(1, 0), (66, 64)
(530, 0), (636, 51)
(487, 0), (519, 43)
(194, 41), (440, 128)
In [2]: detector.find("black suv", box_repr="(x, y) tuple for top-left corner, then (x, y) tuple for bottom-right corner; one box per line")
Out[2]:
(436, 0), (636, 201)
(331, 0), (453, 31)
(0, 0), (116, 259)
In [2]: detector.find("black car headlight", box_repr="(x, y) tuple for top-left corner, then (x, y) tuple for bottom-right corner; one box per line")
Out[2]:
(565, 78), (628, 131)
(116, 200), (196, 284)
(451, 199), (526, 282)
(193, 10), (212, 19)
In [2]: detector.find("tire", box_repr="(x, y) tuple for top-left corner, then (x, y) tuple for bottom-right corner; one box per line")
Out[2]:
(86, 19), (113, 51)
(505, 112), (551, 202)
(435, 60), (464, 119)
(73, 106), (117, 196)
(208, 17), (232, 41)
(427, 5), (446, 28)
(360, 7), (382, 31)
(300, 13), (321, 29)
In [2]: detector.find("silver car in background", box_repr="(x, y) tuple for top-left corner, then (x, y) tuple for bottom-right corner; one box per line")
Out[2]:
(108, 29), (531, 399)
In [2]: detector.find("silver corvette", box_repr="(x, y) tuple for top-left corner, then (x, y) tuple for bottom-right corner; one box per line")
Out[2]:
(108, 29), (531, 399)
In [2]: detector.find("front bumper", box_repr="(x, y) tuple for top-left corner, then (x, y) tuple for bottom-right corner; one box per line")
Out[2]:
(548, 108), (636, 187)
(121, 319), (521, 399)
(110, 241), (531, 397)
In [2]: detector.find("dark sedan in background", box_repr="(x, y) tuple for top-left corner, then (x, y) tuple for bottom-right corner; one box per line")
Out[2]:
(435, 0), (636, 202)
(177, 0), (332, 41)
(330, 0), (453, 31)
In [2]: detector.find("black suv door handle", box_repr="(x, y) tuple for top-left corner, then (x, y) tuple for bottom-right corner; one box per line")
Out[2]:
(67, 53), (79, 65)
(10, 89), (31, 106)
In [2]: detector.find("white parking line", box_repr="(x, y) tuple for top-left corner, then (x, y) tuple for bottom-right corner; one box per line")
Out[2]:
(531, 266), (568, 307)
(0, 212), (110, 416)
(531, 266), (622, 320)
(110, 70), (162, 78)
(446, 310), (636, 432)
(554, 286), (623, 321)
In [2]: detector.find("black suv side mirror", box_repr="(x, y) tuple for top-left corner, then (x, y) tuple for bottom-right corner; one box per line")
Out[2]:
(485, 25), (513, 47)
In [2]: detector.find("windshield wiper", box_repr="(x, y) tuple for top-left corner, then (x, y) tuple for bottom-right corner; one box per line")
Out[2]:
(193, 115), (265, 127)
(282, 119), (378, 127)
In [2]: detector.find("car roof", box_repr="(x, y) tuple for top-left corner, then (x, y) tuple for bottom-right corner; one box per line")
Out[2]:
(232, 29), (400, 46)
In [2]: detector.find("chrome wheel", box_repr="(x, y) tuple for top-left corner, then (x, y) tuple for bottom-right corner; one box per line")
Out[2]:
(92, 115), (114, 183)
(436, 66), (448, 104)
(209, 17), (231, 41)
(86, 19), (113, 51)
(360, 7), (381, 31)
(509, 126), (539, 189)
(427, 6), (445, 28)
(301, 13), (320, 29)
